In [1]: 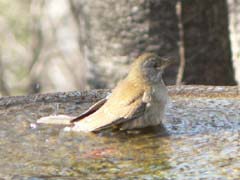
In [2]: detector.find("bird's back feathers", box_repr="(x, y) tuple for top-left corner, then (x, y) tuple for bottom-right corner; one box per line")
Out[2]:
(70, 78), (150, 132)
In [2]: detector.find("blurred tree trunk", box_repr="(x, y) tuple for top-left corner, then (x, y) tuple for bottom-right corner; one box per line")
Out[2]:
(69, 0), (236, 88)
(149, 0), (179, 85)
(181, 0), (236, 85)
(28, 0), (45, 94)
(69, 0), (179, 88)
(0, 51), (10, 96)
(228, 0), (240, 83)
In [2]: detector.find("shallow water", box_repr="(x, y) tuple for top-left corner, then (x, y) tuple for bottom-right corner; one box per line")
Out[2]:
(0, 97), (239, 179)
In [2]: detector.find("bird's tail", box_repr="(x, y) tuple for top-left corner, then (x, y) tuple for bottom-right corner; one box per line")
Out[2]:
(37, 115), (75, 125)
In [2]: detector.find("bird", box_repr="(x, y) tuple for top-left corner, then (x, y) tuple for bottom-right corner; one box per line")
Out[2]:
(37, 53), (171, 133)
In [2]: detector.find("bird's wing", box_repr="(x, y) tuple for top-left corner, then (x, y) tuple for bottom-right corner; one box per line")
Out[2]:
(69, 80), (150, 132)
(70, 95), (109, 123)
(93, 96), (147, 132)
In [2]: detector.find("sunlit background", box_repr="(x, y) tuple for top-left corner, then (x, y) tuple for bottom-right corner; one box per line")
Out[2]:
(0, 0), (239, 96)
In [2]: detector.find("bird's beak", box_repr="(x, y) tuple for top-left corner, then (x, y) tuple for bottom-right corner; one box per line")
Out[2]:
(160, 57), (174, 70)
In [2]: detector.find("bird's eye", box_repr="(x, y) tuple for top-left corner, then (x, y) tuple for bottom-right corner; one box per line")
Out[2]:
(149, 60), (158, 68)
(143, 58), (159, 68)
(153, 62), (158, 68)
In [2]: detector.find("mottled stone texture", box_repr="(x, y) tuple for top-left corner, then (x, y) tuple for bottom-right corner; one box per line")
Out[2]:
(0, 86), (239, 179)
(71, 0), (179, 88)
(0, 86), (239, 108)
(182, 0), (236, 85)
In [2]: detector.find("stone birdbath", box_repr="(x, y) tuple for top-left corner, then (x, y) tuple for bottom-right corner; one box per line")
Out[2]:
(0, 85), (239, 179)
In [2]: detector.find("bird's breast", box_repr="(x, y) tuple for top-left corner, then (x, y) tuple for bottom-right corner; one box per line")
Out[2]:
(140, 83), (168, 126)
(151, 83), (168, 104)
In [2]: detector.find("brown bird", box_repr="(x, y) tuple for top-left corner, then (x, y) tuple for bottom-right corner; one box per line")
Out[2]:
(37, 53), (171, 132)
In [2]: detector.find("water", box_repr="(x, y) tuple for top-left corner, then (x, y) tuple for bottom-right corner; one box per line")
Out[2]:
(0, 97), (239, 179)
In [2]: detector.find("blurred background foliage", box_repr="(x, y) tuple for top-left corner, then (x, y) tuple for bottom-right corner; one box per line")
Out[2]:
(0, 0), (239, 97)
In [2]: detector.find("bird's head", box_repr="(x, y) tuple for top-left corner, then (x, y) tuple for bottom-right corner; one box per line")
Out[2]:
(128, 53), (172, 84)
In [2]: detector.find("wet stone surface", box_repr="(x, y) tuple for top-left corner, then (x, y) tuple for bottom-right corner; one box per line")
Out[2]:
(0, 92), (239, 179)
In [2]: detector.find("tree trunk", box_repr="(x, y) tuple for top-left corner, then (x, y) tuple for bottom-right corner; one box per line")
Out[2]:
(69, 0), (179, 88)
(228, 0), (240, 84)
(181, 0), (236, 85)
